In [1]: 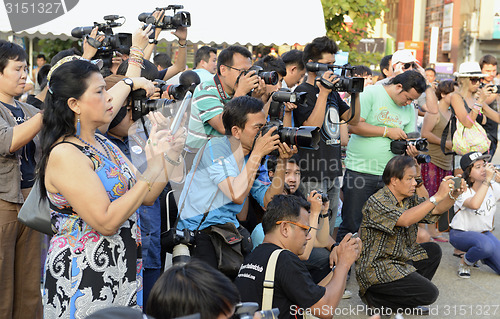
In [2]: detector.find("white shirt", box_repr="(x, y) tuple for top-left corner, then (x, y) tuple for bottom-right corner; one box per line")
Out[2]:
(451, 182), (500, 232)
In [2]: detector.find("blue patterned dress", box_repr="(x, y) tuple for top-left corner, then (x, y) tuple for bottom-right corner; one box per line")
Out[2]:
(42, 137), (143, 319)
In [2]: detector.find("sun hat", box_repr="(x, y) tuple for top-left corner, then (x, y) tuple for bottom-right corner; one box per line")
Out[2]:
(453, 61), (487, 78)
(391, 49), (419, 66)
(460, 151), (491, 171)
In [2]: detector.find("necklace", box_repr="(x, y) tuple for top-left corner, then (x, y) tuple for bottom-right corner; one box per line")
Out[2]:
(75, 135), (116, 163)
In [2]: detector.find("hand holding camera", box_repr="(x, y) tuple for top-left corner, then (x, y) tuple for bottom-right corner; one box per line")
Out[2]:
(82, 26), (105, 60)
(307, 191), (324, 217)
(252, 126), (281, 158)
(133, 24), (154, 50)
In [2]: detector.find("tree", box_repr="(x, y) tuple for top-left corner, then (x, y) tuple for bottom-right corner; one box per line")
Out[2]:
(36, 38), (77, 62)
(321, 0), (387, 67)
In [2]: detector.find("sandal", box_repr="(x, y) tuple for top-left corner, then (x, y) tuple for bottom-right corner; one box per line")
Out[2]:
(432, 235), (449, 242)
(453, 252), (465, 258)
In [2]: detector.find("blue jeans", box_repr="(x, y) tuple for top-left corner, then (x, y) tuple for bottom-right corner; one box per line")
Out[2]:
(449, 229), (500, 275)
(337, 169), (384, 242)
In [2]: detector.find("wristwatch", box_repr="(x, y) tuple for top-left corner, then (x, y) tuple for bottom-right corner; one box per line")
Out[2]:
(122, 78), (134, 90)
(429, 196), (438, 206)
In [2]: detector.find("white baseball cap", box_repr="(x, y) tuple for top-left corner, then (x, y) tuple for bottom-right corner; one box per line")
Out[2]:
(391, 49), (419, 66)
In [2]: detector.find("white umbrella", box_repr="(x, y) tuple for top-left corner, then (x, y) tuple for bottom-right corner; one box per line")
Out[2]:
(0, 0), (326, 45)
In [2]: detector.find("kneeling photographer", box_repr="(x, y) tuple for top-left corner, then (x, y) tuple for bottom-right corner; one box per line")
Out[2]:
(174, 96), (297, 279)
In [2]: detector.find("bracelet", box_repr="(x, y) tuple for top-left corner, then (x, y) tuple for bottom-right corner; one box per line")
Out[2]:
(319, 212), (329, 218)
(329, 242), (340, 252)
(145, 180), (152, 192)
(164, 153), (181, 166)
(448, 190), (456, 200)
(382, 126), (388, 138)
(483, 180), (491, 186)
(178, 40), (187, 48)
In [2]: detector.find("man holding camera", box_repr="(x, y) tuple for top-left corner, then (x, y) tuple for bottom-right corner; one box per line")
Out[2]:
(235, 194), (361, 319)
(479, 55), (499, 157)
(293, 36), (360, 237)
(185, 46), (266, 154)
(336, 70), (427, 243)
(177, 96), (296, 278)
(356, 155), (463, 313)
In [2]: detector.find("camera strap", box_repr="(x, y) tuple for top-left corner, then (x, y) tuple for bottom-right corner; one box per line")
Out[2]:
(213, 74), (228, 106)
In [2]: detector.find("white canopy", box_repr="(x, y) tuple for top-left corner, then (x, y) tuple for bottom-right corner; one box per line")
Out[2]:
(0, 0), (326, 45)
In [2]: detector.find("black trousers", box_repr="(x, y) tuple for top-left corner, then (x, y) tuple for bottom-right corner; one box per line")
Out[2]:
(363, 242), (442, 310)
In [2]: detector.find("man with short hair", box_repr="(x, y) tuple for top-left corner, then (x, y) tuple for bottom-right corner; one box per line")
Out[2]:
(425, 67), (437, 87)
(193, 45), (218, 83)
(356, 155), (462, 312)
(281, 49), (306, 89)
(293, 36), (360, 237)
(153, 53), (172, 71)
(235, 194), (361, 319)
(177, 96), (296, 277)
(186, 45), (266, 153)
(479, 54), (499, 157)
(337, 70), (427, 242)
(379, 54), (392, 79)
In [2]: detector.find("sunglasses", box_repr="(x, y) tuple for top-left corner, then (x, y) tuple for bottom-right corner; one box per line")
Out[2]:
(470, 78), (481, 84)
(276, 220), (318, 235)
(403, 62), (417, 70)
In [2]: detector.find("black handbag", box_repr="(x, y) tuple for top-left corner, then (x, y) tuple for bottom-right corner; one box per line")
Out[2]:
(206, 222), (252, 278)
(17, 179), (54, 235)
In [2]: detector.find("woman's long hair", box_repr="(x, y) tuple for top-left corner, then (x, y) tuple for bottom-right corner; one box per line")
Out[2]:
(37, 60), (100, 200)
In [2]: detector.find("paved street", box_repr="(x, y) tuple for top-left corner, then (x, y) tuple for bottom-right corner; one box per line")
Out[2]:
(337, 152), (500, 319)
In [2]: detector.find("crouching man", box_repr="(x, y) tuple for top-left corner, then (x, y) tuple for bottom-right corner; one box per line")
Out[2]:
(235, 194), (361, 319)
(356, 155), (464, 314)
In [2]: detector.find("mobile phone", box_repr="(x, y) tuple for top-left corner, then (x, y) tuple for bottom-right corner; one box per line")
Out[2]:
(451, 176), (462, 189)
(170, 91), (191, 134)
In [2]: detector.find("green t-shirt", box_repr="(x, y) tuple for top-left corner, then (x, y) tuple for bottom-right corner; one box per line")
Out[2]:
(186, 77), (231, 150)
(345, 84), (416, 175)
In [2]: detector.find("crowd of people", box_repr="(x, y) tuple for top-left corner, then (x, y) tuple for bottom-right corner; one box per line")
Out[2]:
(2, 16), (500, 319)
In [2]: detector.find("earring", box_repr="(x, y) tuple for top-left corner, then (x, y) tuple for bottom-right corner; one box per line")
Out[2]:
(76, 116), (81, 136)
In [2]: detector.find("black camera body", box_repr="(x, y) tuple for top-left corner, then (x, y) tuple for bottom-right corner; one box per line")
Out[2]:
(71, 15), (132, 69)
(243, 65), (279, 85)
(138, 5), (191, 30)
(271, 90), (307, 104)
(390, 138), (431, 164)
(259, 90), (320, 156)
(158, 70), (201, 101)
(316, 191), (329, 203)
(234, 302), (279, 319)
(306, 62), (364, 93)
(162, 228), (196, 253)
(479, 82), (500, 94)
(131, 86), (175, 122)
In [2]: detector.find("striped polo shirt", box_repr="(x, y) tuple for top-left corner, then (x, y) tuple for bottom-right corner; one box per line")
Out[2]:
(186, 77), (232, 150)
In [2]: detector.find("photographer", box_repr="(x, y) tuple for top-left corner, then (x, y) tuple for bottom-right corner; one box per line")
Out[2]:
(337, 70), (426, 243)
(479, 55), (500, 157)
(193, 46), (218, 83)
(176, 96), (296, 278)
(235, 195), (361, 319)
(185, 46), (266, 153)
(293, 36), (360, 238)
(356, 156), (464, 313)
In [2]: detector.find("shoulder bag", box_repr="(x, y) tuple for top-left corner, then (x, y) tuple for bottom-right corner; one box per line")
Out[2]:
(17, 178), (53, 235)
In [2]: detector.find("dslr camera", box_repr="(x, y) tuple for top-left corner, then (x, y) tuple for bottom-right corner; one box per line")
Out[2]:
(259, 89), (320, 156)
(72, 15), (132, 69)
(162, 228), (196, 265)
(234, 302), (279, 319)
(241, 65), (279, 86)
(306, 62), (364, 93)
(479, 82), (500, 94)
(131, 70), (200, 121)
(316, 191), (329, 203)
(390, 138), (431, 164)
(138, 5), (191, 30)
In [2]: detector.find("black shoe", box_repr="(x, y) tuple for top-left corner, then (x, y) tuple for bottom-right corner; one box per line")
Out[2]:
(414, 306), (430, 316)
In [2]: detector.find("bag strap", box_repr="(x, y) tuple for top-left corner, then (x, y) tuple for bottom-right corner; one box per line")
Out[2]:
(262, 249), (285, 310)
(441, 107), (457, 156)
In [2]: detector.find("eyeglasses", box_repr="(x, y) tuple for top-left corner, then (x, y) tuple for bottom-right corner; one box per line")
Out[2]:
(470, 78), (481, 84)
(222, 64), (248, 74)
(276, 221), (318, 235)
(403, 62), (417, 70)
